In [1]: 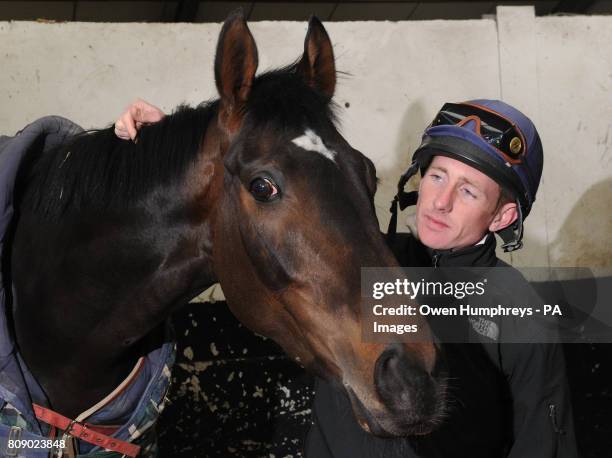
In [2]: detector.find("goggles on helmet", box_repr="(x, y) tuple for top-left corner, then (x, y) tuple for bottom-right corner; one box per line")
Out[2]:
(429, 102), (527, 164)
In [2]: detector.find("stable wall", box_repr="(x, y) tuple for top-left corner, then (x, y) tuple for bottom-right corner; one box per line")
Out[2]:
(1, 6), (610, 271)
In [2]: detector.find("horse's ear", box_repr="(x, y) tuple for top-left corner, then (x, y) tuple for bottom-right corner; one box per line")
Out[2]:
(214, 9), (258, 133)
(297, 16), (336, 99)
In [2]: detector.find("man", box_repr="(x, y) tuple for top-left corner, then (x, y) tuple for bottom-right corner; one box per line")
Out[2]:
(305, 99), (578, 458)
(114, 99), (578, 457)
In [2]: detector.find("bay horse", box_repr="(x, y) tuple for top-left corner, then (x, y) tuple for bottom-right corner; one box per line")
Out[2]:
(6, 11), (445, 447)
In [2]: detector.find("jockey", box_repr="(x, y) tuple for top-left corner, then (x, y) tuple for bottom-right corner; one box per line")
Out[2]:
(306, 100), (578, 458)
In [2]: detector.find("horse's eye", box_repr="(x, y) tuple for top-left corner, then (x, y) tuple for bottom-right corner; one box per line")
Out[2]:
(249, 177), (279, 201)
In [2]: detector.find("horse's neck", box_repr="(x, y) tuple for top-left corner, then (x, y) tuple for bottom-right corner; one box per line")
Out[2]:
(12, 169), (219, 416)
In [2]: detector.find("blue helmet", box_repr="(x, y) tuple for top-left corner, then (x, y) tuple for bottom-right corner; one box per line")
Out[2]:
(390, 100), (543, 252)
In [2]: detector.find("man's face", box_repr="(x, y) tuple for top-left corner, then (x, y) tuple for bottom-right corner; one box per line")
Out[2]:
(415, 155), (517, 251)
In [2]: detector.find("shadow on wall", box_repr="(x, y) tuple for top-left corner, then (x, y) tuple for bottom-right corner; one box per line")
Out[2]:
(550, 178), (612, 268)
(391, 99), (431, 173)
(373, 100), (431, 230)
(557, 180), (612, 458)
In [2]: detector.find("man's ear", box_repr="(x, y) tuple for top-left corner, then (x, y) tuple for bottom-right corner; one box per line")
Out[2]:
(214, 9), (258, 134)
(489, 202), (518, 232)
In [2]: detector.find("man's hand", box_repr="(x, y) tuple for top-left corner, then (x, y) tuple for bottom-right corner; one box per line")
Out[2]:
(114, 98), (165, 141)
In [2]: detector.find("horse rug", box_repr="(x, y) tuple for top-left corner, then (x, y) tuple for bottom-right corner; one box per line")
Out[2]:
(0, 117), (176, 457)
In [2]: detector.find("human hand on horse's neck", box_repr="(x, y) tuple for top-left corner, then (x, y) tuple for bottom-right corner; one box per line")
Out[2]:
(114, 98), (165, 141)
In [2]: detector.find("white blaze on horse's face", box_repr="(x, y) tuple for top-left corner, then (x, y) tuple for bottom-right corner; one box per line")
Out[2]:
(291, 129), (337, 164)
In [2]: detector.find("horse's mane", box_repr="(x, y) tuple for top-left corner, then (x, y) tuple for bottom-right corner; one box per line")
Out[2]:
(17, 65), (337, 220)
(18, 101), (218, 219)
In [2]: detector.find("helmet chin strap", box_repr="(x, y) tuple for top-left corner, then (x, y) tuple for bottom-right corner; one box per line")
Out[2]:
(497, 197), (524, 252)
(387, 161), (420, 241)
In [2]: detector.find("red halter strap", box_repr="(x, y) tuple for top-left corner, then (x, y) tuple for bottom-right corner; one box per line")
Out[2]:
(33, 403), (141, 457)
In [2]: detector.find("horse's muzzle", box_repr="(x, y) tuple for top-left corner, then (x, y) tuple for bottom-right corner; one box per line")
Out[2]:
(365, 343), (447, 437)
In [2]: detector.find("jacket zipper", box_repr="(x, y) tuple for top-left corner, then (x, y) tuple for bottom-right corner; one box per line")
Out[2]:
(548, 404), (565, 435)
(432, 253), (440, 268)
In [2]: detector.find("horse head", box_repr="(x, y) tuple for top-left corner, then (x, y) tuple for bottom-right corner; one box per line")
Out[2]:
(206, 12), (447, 437)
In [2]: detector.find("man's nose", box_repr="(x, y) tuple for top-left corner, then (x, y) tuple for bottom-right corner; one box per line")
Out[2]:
(433, 186), (454, 212)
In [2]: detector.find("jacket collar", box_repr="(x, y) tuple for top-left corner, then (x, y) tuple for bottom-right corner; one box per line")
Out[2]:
(429, 233), (498, 267)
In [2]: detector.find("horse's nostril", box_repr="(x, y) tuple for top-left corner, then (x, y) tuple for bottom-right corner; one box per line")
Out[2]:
(374, 344), (432, 413)
(383, 354), (403, 383)
(379, 349), (395, 372)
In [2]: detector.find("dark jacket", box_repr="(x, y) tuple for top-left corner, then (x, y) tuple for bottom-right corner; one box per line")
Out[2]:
(305, 233), (578, 458)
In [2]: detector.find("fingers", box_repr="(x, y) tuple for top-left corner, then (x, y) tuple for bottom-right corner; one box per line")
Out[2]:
(133, 98), (165, 123)
(115, 111), (138, 140)
(114, 98), (165, 141)
(114, 120), (129, 140)
(114, 110), (138, 141)
(125, 109), (139, 140)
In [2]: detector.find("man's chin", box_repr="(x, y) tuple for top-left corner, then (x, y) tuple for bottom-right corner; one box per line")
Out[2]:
(418, 229), (454, 251)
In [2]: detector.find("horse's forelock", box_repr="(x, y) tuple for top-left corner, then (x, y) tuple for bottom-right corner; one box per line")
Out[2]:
(245, 65), (339, 131)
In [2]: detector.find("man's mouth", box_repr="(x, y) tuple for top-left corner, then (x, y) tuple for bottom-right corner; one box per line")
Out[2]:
(425, 214), (450, 230)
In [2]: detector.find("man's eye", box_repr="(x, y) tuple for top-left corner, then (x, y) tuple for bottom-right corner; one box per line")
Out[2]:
(462, 187), (477, 199)
(249, 177), (279, 201)
(429, 173), (442, 181)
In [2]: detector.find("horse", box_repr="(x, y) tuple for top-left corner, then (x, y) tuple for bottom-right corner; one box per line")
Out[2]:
(5, 11), (446, 452)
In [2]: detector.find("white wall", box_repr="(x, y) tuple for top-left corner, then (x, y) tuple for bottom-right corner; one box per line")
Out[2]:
(1, 6), (610, 272)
